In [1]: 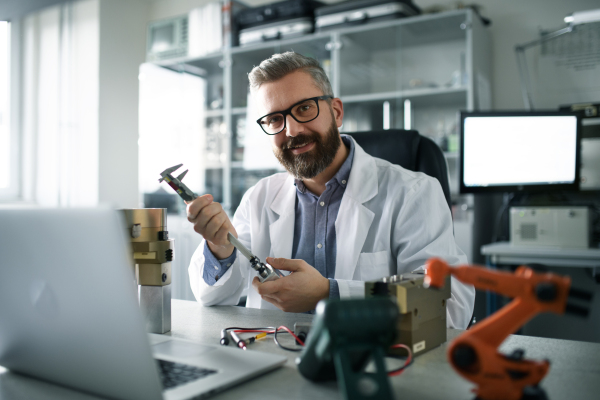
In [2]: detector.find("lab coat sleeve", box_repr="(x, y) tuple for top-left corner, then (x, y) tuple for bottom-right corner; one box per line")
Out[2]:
(393, 177), (475, 330)
(188, 190), (254, 306)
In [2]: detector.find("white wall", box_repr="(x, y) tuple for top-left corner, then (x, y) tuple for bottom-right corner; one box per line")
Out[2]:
(98, 0), (149, 208)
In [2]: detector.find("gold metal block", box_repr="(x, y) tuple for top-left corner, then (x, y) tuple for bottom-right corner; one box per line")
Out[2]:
(132, 240), (174, 264)
(136, 263), (172, 286)
(365, 272), (451, 357)
(121, 209), (168, 242)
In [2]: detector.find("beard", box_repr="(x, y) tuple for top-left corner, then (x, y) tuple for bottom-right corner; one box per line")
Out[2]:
(273, 118), (341, 180)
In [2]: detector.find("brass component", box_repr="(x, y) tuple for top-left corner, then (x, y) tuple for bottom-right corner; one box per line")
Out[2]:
(120, 208), (173, 334)
(136, 263), (172, 286)
(121, 208), (167, 228)
(121, 208), (167, 242)
(134, 252), (157, 260)
(365, 272), (451, 357)
(132, 240), (174, 264)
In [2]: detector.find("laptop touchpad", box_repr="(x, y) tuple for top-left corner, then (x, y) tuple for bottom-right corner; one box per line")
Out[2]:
(153, 340), (217, 358)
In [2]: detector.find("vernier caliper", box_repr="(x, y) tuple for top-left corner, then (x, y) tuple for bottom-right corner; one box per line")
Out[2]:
(159, 164), (283, 282)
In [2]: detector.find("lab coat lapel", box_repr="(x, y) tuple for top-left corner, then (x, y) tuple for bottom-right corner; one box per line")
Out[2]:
(269, 174), (296, 259)
(335, 139), (378, 281)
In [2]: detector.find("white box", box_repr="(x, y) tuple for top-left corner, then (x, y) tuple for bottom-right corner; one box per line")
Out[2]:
(510, 206), (589, 248)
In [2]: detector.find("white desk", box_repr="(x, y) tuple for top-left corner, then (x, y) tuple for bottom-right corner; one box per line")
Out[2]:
(480, 242), (600, 332)
(1, 300), (600, 399)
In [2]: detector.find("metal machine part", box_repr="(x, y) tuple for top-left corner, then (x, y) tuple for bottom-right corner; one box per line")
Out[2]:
(121, 208), (173, 334)
(365, 271), (451, 357)
(293, 322), (312, 345)
(159, 164), (283, 283)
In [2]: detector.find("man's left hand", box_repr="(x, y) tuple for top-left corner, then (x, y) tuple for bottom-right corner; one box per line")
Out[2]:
(251, 257), (330, 313)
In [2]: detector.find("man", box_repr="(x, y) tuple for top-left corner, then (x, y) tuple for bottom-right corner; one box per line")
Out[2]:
(187, 52), (474, 329)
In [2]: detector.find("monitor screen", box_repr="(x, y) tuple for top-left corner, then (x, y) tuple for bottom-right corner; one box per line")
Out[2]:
(459, 111), (581, 194)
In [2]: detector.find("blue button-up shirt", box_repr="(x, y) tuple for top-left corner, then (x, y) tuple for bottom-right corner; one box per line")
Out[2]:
(203, 136), (355, 301)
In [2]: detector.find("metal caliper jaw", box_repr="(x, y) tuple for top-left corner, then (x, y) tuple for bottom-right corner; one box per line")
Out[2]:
(250, 256), (283, 282)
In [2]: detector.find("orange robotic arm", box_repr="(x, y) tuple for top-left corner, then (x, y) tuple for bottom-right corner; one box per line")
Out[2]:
(425, 258), (592, 400)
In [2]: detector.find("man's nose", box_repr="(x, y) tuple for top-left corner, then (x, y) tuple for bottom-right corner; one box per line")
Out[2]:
(284, 114), (303, 137)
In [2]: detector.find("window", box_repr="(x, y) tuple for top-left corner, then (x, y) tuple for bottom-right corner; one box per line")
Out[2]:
(0, 21), (12, 196)
(0, 21), (19, 201)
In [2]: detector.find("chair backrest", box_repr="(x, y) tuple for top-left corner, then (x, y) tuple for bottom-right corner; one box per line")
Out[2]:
(348, 130), (452, 210)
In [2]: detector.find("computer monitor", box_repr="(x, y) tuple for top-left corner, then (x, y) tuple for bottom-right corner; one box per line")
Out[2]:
(459, 111), (581, 194)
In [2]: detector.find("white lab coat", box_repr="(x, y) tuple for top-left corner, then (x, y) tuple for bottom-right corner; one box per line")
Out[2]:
(189, 138), (475, 329)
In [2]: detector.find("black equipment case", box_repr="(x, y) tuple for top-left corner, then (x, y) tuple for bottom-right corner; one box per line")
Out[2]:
(315, 0), (421, 32)
(235, 0), (324, 30)
(239, 17), (314, 46)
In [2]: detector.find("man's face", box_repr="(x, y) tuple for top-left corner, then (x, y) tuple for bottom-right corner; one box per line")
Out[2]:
(254, 71), (344, 179)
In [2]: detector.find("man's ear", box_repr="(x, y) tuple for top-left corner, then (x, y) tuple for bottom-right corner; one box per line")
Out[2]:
(331, 98), (344, 127)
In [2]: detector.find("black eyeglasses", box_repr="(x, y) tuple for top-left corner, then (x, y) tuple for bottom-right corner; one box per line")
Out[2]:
(256, 95), (333, 135)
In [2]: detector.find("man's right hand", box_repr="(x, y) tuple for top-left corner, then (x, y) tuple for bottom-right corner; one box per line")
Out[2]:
(186, 194), (237, 260)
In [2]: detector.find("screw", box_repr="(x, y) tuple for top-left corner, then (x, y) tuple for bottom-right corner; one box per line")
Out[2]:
(162, 273), (167, 283)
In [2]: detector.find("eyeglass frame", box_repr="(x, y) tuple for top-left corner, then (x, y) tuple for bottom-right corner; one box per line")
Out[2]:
(256, 95), (334, 135)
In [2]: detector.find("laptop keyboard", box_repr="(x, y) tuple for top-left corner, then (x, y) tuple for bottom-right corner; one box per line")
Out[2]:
(157, 359), (217, 390)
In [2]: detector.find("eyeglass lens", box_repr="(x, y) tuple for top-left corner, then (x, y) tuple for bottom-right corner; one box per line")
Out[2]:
(259, 99), (320, 134)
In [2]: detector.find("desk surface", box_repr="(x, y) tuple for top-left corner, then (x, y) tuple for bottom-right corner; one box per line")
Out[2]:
(481, 241), (600, 267)
(2, 299), (600, 400)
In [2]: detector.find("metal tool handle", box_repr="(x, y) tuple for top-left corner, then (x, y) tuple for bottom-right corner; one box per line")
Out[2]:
(227, 232), (254, 260)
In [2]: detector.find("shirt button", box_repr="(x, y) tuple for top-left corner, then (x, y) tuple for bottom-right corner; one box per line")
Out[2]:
(214, 265), (219, 270)
(317, 243), (323, 249)
(226, 263), (232, 267)
(341, 180), (347, 185)
(320, 201), (325, 206)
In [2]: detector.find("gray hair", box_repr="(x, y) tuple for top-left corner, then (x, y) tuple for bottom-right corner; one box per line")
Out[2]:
(248, 52), (333, 96)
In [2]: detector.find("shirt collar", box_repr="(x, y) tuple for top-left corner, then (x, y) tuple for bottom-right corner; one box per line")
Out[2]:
(294, 135), (355, 194)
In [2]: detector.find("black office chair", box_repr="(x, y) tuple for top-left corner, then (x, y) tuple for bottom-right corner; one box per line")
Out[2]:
(348, 129), (452, 210)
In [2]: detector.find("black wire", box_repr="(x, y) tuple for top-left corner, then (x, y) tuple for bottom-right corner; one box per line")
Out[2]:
(274, 327), (303, 352)
(223, 326), (303, 352)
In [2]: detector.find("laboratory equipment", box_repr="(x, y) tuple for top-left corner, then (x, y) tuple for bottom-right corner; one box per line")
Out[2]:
(365, 271), (450, 357)
(315, 0), (420, 32)
(424, 258), (593, 400)
(296, 298), (399, 400)
(121, 208), (173, 334)
(459, 111), (581, 194)
(510, 206), (590, 248)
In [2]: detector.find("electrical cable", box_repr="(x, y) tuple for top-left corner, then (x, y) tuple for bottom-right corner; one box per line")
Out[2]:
(274, 325), (304, 352)
(387, 343), (413, 377)
(220, 326), (304, 352)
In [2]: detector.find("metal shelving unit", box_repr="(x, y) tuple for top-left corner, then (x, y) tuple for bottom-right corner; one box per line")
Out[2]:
(149, 8), (492, 263)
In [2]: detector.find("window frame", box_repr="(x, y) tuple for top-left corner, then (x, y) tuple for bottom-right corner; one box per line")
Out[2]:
(0, 20), (21, 202)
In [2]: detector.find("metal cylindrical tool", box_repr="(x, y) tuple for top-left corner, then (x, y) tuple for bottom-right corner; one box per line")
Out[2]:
(121, 208), (173, 334)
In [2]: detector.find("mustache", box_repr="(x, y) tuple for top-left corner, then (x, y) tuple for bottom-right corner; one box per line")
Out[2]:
(281, 134), (318, 150)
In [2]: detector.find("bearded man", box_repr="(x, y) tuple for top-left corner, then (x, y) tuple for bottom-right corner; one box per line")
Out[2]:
(187, 52), (474, 329)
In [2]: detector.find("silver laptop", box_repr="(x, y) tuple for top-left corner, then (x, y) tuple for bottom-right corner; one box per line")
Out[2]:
(0, 207), (286, 400)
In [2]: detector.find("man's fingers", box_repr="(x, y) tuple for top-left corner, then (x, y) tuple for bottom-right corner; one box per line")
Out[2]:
(266, 257), (302, 272)
(252, 277), (281, 296)
(194, 202), (223, 228)
(186, 194), (213, 221)
(203, 211), (229, 240)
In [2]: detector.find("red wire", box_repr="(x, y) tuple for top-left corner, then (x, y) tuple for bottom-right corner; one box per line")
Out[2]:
(277, 325), (305, 346)
(233, 329), (275, 334)
(388, 344), (412, 377)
